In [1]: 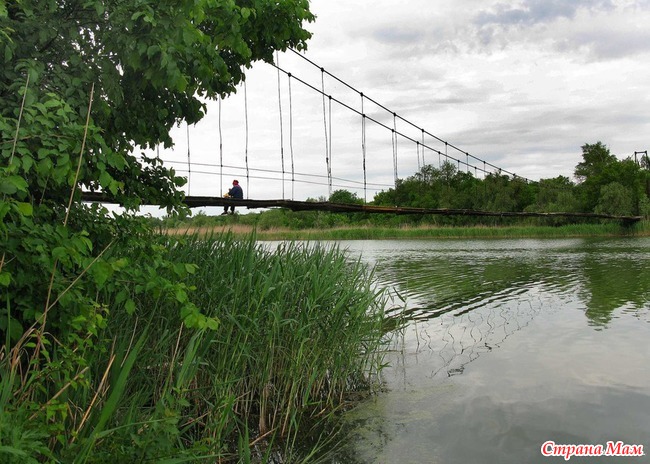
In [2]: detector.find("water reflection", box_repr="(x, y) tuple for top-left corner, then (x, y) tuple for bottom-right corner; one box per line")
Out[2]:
(345, 238), (650, 328)
(322, 237), (650, 464)
(577, 240), (650, 325)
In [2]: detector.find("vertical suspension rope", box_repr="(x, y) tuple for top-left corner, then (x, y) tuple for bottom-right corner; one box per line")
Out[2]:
(276, 52), (285, 199)
(416, 141), (421, 171)
(361, 92), (367, 203)
(328, 95), (333, 196)
(218, 96), (223, 196)
(392, 113), (398, 190)
(482, 161), (487, 196)
(244, 80), (249, 199)
(443, 141), (447, 168)
(186, 123), (191, 196)
(321, 68), (331, 198)
(288, 73), (295, 200)
(421, 129), (426, 166)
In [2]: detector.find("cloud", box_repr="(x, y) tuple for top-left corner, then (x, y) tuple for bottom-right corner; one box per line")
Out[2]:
(471, 0), (650, 60)
(153, 0), (650, 207)
(557, 9), (650, 59)
(372, 27), (425, 44)
(475, 0), (616, 27)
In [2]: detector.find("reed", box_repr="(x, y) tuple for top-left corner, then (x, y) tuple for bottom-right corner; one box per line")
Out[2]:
(167, 221), (646, 241)
(73, 232), (388, 461)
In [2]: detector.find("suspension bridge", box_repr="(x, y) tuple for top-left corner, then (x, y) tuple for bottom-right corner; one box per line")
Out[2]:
(84, 49), (641, 223)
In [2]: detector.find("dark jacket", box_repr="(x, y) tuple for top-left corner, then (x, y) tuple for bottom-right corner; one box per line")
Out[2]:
(229, 184), (243, 199)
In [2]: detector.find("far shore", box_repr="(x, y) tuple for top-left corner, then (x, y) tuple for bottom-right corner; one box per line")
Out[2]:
(162, 221), (650, 241)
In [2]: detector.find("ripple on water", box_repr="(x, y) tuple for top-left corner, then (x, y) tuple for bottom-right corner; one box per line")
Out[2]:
(326, 238), (650, 464)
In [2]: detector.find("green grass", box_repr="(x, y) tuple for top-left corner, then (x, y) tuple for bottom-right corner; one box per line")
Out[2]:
(1, 232), (389, 463)
(199, 220), (648, 241)
(162, 212), (650, 241)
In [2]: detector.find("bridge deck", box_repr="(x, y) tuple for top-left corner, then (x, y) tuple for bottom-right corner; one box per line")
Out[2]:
(81, 192), (642, 223)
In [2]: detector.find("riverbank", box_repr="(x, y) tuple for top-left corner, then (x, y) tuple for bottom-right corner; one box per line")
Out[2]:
(3, 231), (389, 462)
(163, 220), (650, 240)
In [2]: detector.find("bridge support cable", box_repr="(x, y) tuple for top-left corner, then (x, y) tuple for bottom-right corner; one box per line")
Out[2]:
(288, 73), (295, 200)
(321, 68), (332, 197)
(160, 159), (393, 192)
(285, 49), (535, 185)
(421, 129), (426, 166)
(441, 142), (446, 168)
(271, 61), (477, 184)
(328, 95), (333, 197)
(276, 52), (285, 199)
(392, 113), (399, 192)
(361, 92), (367, 203)
(243, 79), (250, 199)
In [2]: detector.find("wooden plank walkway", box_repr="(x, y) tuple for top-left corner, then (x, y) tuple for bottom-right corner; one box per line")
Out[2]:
(80, 192), (642, 223)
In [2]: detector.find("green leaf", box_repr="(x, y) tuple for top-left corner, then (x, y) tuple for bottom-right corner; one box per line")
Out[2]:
(173, 262), (186, 277)
(206, 317), (219, 331)
(20, 155), (34, 172)
(175, 288), (188, 303)
(79, 236), (93, 252)
(0, 315), (24, 342)
(183, 312), (199, 328)
(114, 290), (128, 305)
(0, 271), (11, 286)
(99, 171), (112, 189)
(125, 299), (136, 315)
(111, 258), (128, 270)
(52, 246), (69, 260)
(16, 201), (33, 216)
(92, 261), (113, 287)
(0, 175), (28, 194)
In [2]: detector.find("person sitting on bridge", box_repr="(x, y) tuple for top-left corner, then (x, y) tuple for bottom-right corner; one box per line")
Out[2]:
(222, 179), (243, 215)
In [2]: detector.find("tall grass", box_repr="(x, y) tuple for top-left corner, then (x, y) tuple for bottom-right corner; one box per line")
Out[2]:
(169, 220), (646, 241)
(0, 232), (388, 462)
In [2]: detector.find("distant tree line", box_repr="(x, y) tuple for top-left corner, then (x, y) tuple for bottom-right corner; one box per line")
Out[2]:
(372, 142), (650, 218)
(157, 141), (649, 231)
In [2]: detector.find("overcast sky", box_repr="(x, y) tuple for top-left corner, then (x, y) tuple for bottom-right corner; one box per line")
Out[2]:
(153, 0), (650, 210)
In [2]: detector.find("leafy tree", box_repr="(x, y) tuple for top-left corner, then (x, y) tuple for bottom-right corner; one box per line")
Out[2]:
(573, 142), (648, 215)
(0, 2), (315, 459)
(595, 182), (634, 216)
(574, 142), (618, 212)
(1, 0), (314, 207)
(526, 176), (580, 222)
(0, 0), (315, 331)
(480, 173), (516, 211)
(574, 142), (617, 182)
(329, 189), (363, 205)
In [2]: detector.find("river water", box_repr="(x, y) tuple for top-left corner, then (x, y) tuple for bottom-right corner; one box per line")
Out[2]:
(324, 237), (650, 464)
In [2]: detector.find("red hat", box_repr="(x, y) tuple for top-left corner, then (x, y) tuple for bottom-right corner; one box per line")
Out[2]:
(233, 180), (239, 185)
